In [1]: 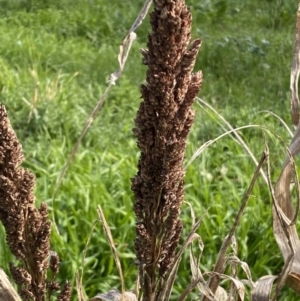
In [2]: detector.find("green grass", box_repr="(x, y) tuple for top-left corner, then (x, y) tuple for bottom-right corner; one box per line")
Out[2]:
(0, 0), (299, 299)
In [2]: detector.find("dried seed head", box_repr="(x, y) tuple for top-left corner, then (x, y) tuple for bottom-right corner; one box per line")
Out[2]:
(57, 281), (72, 301)
(0, 105), (67, 300)
(132, 0), (202, 298)
(50, 251), (60, 276)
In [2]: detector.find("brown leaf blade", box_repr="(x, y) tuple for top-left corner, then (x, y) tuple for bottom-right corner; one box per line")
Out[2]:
(158, 216), (205, 301)
(272, 131), (300, 278)
(286, 272), (300, 295)
(90, 289), (137, 301)
(270, 103), (300, 297)
(251, 275), (277, 301)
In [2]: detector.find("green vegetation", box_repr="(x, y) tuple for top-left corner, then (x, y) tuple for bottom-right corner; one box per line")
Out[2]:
(0, 0), (298, 299)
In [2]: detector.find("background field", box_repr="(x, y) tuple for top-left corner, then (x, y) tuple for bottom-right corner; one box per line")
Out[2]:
(0, 0), (298, 299)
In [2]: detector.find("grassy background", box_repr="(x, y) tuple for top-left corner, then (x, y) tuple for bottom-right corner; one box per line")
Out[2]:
(0, 0), (298, 299)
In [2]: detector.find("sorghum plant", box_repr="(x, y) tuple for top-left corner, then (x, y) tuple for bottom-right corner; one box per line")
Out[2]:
(0, 105), (71, 301)
(131, 0), (202, 300)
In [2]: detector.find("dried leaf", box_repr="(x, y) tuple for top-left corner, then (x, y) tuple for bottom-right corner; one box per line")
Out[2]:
(205, 272), (245, 301)
(251, 275), (277, 301)
(158, 213), (207, 301)
(226, 256), (255, 289)
(76, 271), (86, 301)
(90, 289), (137, 301)
(286, 272), (300, 295)
(271, 128), (300, 296)
(109, 32), (136, 85)
(128, 0), (152, 33)
(189, 246), (219, 301)
(265, 140), (300, 298)
(97, 206), (125, 297)
(215, 287), (228, 301)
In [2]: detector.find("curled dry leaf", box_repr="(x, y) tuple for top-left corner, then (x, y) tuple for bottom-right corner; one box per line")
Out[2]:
(90, 289), (137, 301)
(271, 115), (300, 296)
(226, 256), (255, 289)
(157, 219), (204, 301)
(189, 247), (219, 301)
(285, 272), (300, 295)
(205, 272), (245, 301)
(251, 275), (277, 301)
